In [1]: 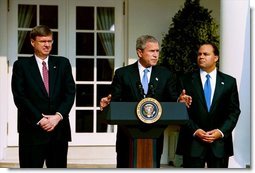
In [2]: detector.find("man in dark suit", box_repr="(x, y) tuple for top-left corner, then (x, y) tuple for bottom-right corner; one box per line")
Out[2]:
(176, 43), (241, 168)
(100, 35), (190, 168)
(11, 25), (75, 168)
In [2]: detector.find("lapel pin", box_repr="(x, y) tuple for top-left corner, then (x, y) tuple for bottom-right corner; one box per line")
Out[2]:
(54, 66), (56, 69)
(221, 82), (224, 85)
(155, 77), (158, 81)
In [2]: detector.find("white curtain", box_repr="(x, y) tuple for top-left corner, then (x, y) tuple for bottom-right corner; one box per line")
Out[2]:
(97, 7), (114, 56)
(18, 5), (34, 53)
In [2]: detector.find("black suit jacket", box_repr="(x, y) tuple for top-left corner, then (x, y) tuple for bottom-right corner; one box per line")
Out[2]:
(11, 55), (75, 145)
(110, 61), (178, 157)
(176, 70), (241, 158)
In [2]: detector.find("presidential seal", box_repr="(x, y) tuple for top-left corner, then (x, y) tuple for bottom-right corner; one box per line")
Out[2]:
(136, 97), (162, 124)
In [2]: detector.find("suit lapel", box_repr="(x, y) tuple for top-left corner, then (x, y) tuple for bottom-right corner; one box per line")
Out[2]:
(192, 72), (208, 109)
(29, 56), (49, 96)
(210, 72), (225, 112)
(148, 66), (160, 96)
(192, 71), (225, 113)
(150, 66), (159, 86)
(129, 62), (142, 100)
(48, 56), (58, 97)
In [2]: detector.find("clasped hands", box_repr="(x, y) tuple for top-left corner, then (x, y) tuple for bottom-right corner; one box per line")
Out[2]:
(194, 129), (223, 143)
(38, 113), (62, 132)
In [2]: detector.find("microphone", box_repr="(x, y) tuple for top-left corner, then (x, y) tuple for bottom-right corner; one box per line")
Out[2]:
(136, 81), (145, 99)
(148, 82), (155, 97)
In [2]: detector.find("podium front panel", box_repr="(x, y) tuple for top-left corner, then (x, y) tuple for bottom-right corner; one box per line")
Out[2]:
(105, 102), (189, 125)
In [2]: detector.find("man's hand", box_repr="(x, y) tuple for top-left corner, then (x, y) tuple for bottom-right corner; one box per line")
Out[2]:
(194, 129), (223, 143)
(38, 114), (62, 132)
(100, 94), (112, 111)
(178, 89), (192, 108)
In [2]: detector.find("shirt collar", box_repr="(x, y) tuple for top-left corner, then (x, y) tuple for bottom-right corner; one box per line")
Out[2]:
(138, 61), (152, 72)
(200, 68), (217, 79)
(35, 55), (49, 65)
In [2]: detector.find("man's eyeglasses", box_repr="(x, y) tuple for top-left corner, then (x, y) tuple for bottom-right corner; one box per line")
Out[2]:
(37, 40), (54, 45)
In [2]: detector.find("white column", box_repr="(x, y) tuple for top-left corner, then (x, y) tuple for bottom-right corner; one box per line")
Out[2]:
(220, 0), (250, 168)
(0, 0), (8, 160)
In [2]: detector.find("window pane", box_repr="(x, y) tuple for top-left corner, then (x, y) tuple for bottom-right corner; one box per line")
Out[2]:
(76, 84), (93, 107)
(76, 110), (93, 132)
(39, 5), (58, 29)
(97, 59), (114, 81)
(51, 32), (58, 55)
(97, 84), (111, 107)
(18, 5), (36, 28)
(76, 33), (94, 55)
(76, 7), (94, 30)
(97, 7), (114, 31)
(97, 33), (114, 56)
(76, 58), (94, 81)
(18, 31), (33, 54)
(97, 110), (108, 132)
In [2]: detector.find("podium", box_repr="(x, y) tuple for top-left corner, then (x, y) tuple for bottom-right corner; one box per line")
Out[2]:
(104, 101), (189, 168)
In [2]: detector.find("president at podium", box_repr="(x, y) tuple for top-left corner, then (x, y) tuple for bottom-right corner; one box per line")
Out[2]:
(100, 35), (191, 168)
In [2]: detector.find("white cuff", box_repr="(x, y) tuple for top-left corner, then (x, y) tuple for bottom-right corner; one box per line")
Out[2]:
(56, 112), (63, 120)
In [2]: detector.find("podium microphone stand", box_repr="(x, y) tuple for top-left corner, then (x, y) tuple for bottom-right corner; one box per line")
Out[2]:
(104, 98), (189, 168)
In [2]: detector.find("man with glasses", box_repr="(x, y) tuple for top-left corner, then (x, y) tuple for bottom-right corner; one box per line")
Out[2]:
(11, 25), (75, 168)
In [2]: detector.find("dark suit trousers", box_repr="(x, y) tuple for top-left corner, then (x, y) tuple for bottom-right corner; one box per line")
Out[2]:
(19, 140), (68, 168)
(183, 151), (229, 168)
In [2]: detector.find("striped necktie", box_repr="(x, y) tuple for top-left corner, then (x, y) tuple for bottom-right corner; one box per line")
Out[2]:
(42, 61), (49, 95)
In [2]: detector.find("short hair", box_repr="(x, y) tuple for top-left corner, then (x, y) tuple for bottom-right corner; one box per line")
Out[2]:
(199, 42), (219, 56)
(136, 35), (159, 50)
(30, 25), (53, 40)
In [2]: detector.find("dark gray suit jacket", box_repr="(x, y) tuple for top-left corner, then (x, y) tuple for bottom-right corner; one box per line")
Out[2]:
(11, 55), (75, 145)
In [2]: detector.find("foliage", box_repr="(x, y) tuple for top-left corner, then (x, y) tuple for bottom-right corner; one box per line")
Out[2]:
(159, 0), (219, 75)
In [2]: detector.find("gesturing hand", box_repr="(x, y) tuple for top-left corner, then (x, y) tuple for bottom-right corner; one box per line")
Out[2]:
(178, 89), (192, 108)
(100, 94), (112, 111)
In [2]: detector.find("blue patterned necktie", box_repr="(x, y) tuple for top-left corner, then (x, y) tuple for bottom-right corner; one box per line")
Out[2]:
(204, 74), (211, 111)
(142, 68), (149, 95)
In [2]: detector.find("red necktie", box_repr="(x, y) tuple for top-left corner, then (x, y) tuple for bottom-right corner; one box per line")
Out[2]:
(42, 61), (49, 95)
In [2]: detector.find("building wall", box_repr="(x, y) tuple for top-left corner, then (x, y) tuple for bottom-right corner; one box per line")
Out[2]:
(0, 0), (250, 167)
(0, 0), (8, 160)
(126, 0), (220, 63)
